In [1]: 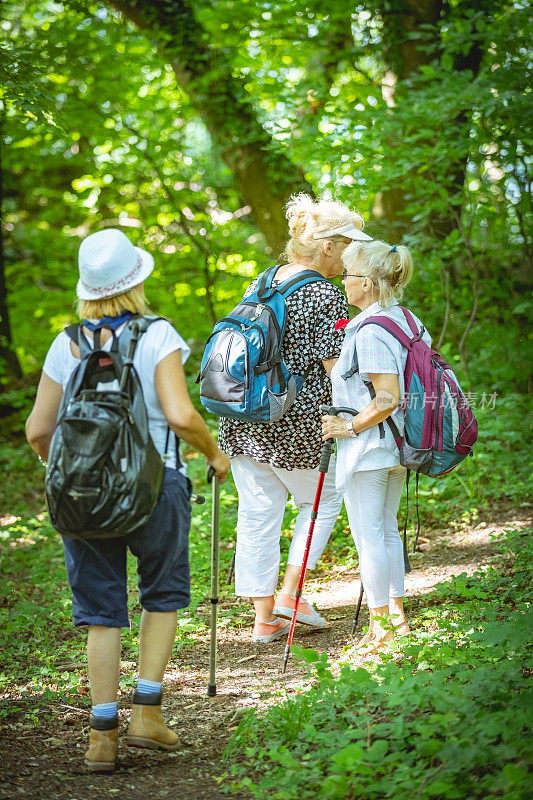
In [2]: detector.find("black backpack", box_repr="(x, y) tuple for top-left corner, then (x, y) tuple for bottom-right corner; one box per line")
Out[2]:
(45, 316), (164, 539)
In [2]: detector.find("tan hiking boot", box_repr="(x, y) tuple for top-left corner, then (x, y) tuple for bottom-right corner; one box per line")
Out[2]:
(127, 691), (179, 751)
(84, 725), (119, 772)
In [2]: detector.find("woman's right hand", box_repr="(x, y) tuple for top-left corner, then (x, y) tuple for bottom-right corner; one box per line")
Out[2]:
(208, 450), (231, 483)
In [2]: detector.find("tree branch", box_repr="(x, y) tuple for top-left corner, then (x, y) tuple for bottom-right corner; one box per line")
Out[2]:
(116, 114), (217, 325)
(106, 0), (312, 253)
(436, 267), (450, 350)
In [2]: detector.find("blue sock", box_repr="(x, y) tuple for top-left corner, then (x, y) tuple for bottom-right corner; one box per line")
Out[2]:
(136, 678), (162, 696)
(91, 701), (118, 719)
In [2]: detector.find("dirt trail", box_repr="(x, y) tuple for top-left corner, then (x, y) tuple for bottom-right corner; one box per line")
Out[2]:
(0, 508), (530, 800)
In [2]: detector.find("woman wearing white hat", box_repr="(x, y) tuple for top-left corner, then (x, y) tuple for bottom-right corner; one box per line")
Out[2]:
(26, 228), (230, 772)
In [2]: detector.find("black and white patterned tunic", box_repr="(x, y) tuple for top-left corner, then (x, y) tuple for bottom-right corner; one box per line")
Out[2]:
(218, 277), (348, 470)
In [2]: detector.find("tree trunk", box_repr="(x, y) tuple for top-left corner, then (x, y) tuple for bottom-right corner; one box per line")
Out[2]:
(0, 118), (23, 386)
(107, 0), (313, 255)
(373, 0), (485, 239)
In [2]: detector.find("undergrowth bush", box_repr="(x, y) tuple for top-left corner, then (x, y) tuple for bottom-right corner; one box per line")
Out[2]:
(225, 527), (532, 800)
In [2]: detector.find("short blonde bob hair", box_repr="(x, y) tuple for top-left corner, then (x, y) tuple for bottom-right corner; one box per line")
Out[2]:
(76, 282), (149, 320)
(342, 240), (413, 308)
(284, 193), (366, 265)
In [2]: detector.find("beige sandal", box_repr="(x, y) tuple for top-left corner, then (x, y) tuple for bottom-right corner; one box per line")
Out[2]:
(394, 620), (411, 637)
(366, 630), (394, 653)
(355, 631), (374, 649)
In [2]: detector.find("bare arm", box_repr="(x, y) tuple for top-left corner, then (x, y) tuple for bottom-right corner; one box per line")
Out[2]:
(322, 373), (401, 439)
(155, 350), (230, 482)
(25, 373), (64, 461)
(322, 357), (338, 377)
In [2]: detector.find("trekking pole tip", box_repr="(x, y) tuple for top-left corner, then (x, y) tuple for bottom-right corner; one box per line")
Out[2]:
(207, 684), (217, 697)
(281, 644), (290, 674)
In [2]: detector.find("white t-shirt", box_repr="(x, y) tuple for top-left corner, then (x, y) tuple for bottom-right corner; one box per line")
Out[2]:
(43, 318), (191, 471)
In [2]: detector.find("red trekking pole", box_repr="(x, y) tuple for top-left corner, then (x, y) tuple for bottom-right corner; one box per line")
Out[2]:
(281, 435), (335, 674)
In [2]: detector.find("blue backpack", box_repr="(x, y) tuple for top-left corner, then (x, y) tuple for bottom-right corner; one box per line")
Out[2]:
(198, 265), (328, 422)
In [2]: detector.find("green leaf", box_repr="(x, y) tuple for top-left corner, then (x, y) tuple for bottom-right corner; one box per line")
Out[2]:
(291, 646), (320, 663)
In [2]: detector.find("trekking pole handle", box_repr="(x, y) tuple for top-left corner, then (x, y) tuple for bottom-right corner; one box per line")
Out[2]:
(191, 493), (205, 505)
(207, 466), (215, 483)
(119, 321), (142, 392)
(125, 321), (142, 360)
(318, 405), (359, 472)
(319, 439), (335, 473)
(320, 404), (359, 417)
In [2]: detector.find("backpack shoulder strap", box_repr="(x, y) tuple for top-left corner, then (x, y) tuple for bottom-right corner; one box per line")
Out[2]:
(64, 323), (93, 360)
(399, 306), (420, 336)
(116, 315), (166, 357)
(358, 315), (414, 350)
(278, 270), (329, 297)
(256, 267), (328, 301)
(65, 324), (79, 344)
(255, 265), (280, 299)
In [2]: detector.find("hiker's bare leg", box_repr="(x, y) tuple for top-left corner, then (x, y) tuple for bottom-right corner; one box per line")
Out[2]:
(389, 597), (410, 634)
(252, 595), (276, 623)
(358, 604), (391, 649)
(87, 626), (121, 704)
(129, 611), (180, 750)
(138, 610), (178, 681)
(281, 564), (308, 596)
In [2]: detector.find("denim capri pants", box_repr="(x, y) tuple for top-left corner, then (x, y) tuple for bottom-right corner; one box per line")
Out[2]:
(62, 468), (191, 627)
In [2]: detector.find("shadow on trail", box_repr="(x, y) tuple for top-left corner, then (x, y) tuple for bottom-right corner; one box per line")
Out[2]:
(2, 509), (530, 800)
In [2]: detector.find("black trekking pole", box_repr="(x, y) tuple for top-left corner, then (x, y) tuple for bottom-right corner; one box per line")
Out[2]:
(351, 582), (364, 635)
(207, 466), (220, 697)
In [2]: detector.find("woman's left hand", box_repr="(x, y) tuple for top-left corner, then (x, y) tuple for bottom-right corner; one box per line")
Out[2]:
(321, 414), (351, 440)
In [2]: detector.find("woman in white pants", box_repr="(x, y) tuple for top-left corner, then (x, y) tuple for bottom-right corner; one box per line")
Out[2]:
(219, 193), (372, 643)
(322, 237), (431, 650)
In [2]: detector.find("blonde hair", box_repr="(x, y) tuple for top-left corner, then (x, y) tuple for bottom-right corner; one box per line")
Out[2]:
(342, 240), (413, 308)
(284, 193), (365, 265)
(76, 283), (149, 319)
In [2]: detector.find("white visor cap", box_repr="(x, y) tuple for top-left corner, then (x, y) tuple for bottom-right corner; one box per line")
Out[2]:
(313, 223), (373, 242)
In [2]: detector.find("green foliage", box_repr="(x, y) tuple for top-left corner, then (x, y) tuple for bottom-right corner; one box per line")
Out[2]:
(2, 1), (265, 376)
(226, 527), (533, 800)
(2, 0), (531, 392)
(0, 449), (244, 715)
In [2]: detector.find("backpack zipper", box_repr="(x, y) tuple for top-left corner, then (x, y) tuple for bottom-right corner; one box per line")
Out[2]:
(220, 317), (266, 349)
(239, 301), (282, 339)
(224, 330), (249, 390)
(434, 369), (441, 451)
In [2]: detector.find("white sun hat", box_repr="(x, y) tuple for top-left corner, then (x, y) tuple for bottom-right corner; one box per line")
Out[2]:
(76, 228), (155, 300)
(313, 222), (373, 242)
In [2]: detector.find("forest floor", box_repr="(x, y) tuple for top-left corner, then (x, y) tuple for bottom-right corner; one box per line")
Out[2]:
(0, 505), (530, 800)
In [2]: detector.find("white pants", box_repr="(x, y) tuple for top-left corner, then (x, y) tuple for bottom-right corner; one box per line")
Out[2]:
(231, 455), (343, 597)
(344, 465), (407, 609)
